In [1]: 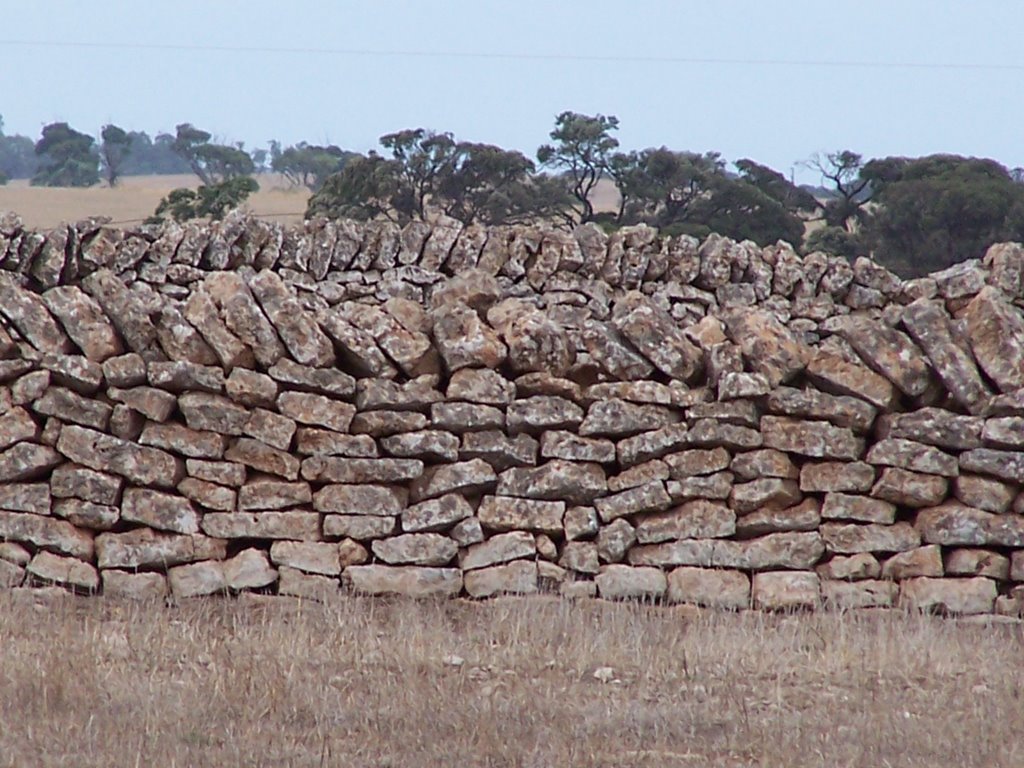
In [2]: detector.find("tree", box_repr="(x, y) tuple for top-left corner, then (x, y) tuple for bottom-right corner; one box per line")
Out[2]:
(271, 142), (354, 191)
(537, 111), (620, 223)
(859, 154), (1024, 275)
(805, 150), (871, 230)
(171, 123), (254, 184)
(379, 129), (460, 221)
(437, 143), (569, 225)
(611, 148), (805, 245)
(120, 131), (192, 175)
(151, 176), (259, 223)
(99, 124), (132, 186)
(735, 159), (819, 215)
(0, 114), (38, 181)
(31, 122), (99, 187)
(307, 131), (572, 226)
(306, 153), (404, 222)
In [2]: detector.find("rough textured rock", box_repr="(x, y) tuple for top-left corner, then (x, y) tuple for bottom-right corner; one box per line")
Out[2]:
(343, 565), (462, 597)
(666, 567), (749, 609)
(899, 576), (997, 615)
(752, 572), (820, 611)
(595, 564), (667, 601)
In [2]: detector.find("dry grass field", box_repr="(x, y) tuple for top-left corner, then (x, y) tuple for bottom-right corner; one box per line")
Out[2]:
(0, 175), (624, 231)
(0, 174), (312, 229)
(1, 591), (1021, 768)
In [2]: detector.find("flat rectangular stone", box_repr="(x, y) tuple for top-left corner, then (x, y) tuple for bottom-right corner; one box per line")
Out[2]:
(711, 531), (824, 571)
(667, 567), (749, 609)
(33, 387), (112, 430)
(666, 472), (734, 502)
(177, 478), (237, 512)
(295, 428), (379, 458)
(57, 425), (183, 488)
(866, 438), (958, 477)
(729, 449), (797, 482)
(277, 391), (355, 433)
(149, 361), (224, 394)
(464, 560), (538, 598)
(242, 408), (296, 451)
(806, 350), (897, 409)
(121, 487), (199, 534)
(300, 457), (424, 484)
(0, 511), (93, 559)
(459, 530), (536, 571)
(752, 572), (821, 611)
(201, 511), (321, 541)
(478, 496), (565, 534)
(53, 498), (118, 529)
(95, 528), (226, 569)
(139, 421), (227, 459)
(238, 480), (311, 511)
(876, 408), (983, 450)
(594, 481), (672, 522)
(178, 392), (250, 435)
(430, 402), (505, 433)
(596, 564), (667, 601)
(540, 431), (616, 463)
(101, 570), (169, 600)
(761, 415), (863, 460)
(821, 493), (897, 524)
(616, 424), (691, 467)
(270, 541), (343, 576)
(267, 358), (355, 399)
(312, 484), (407, 515)
(0, 483), (50, 515)
(497, 460), (606, 504)
(322, 514), (397, 540)
(108, 386), (178, 422)
(27, 551), (98, 592)
(342, 565), (462, 598)
(736, 498), (821, 537)
(634, 499), (735, 543)
(899, 576), (996, 615)
(224, 437), (300, 480)
(800, 462), (876, 493)
(380, 430), (459, 463)
(460, 430), (538, 470)
(169, 560), (227, 598)
(401, 494), (474, 533)
(350, 410), (428, 437)
(821, 522), (921, 554)
(185, 459), (247, 487)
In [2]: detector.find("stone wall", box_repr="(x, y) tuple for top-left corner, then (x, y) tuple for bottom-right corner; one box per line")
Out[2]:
(1, 209), (1024, 614)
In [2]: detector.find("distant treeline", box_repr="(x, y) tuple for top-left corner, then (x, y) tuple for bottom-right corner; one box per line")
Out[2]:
(3, 112), (1024, 277)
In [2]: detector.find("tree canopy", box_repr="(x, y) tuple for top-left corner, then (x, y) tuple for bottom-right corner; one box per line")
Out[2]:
(172, 123), (255, 185)
(270, 142), (355, 191)
(537, 111), (620, 223)
(99, 124), (132, 187)
(860, 154), (1024, 275)
(31, 122), (99, 187)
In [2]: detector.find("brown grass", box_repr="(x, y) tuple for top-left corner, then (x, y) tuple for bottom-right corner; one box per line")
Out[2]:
(0, 591), (1021, 767)
(0, 176), (624, 231)
(0, 174), (311, 229)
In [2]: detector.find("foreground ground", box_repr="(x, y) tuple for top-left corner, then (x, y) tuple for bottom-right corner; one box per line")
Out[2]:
(0, 592), (1020, 767)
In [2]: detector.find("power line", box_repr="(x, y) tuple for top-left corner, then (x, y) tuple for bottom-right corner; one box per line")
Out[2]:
(0, 38), (1022, 72)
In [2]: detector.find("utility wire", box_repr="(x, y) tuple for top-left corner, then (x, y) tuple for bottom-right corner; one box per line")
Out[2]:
(0, 38), (1021, 72)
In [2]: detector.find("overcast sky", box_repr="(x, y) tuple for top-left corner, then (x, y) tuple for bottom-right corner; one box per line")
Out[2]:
(3, 1), (1022, 182)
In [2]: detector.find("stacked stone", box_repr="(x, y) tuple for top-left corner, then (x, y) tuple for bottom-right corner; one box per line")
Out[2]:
(3, 208), (1024, 615)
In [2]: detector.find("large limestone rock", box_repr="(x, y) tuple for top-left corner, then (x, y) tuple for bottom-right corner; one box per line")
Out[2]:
(0, 273), (73, 355)
(57, 425), (183, 488)
(497, 461), (606, 504)
(761, 416), (863, 460)
(666, 567), (749, 609)
(899, 577), (997, 615)
(901, 299), (990, 412)
(464, 560), (538, 598)
(371, 533), (458, 566)
(721, 309), (807, 386)
(612, 292), (703, 381)
(595, 564), (667, 601)
(342, 565), (462, 597)
(26, 551), (99, 592)
(833, 316), (931, 397)
(41, 286), (123, 362)
(249, 269), (336, 367)
(432, 304), (506, 373)
(95, 528), (226, 569)
(752, 572), (820, 611)
(963, 286), (1024, 392)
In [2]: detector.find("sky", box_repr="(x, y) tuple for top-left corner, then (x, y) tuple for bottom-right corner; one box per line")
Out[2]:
(3, 1), (1023, 183)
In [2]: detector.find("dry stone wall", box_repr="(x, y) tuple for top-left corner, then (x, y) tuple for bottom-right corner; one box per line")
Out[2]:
(2, 209), (1024, 614)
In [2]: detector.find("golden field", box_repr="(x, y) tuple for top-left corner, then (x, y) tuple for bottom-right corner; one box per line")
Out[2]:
(0, 174), (312, 230)
(0, 591), (1021, 768)
(0, 175), (625, 231)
